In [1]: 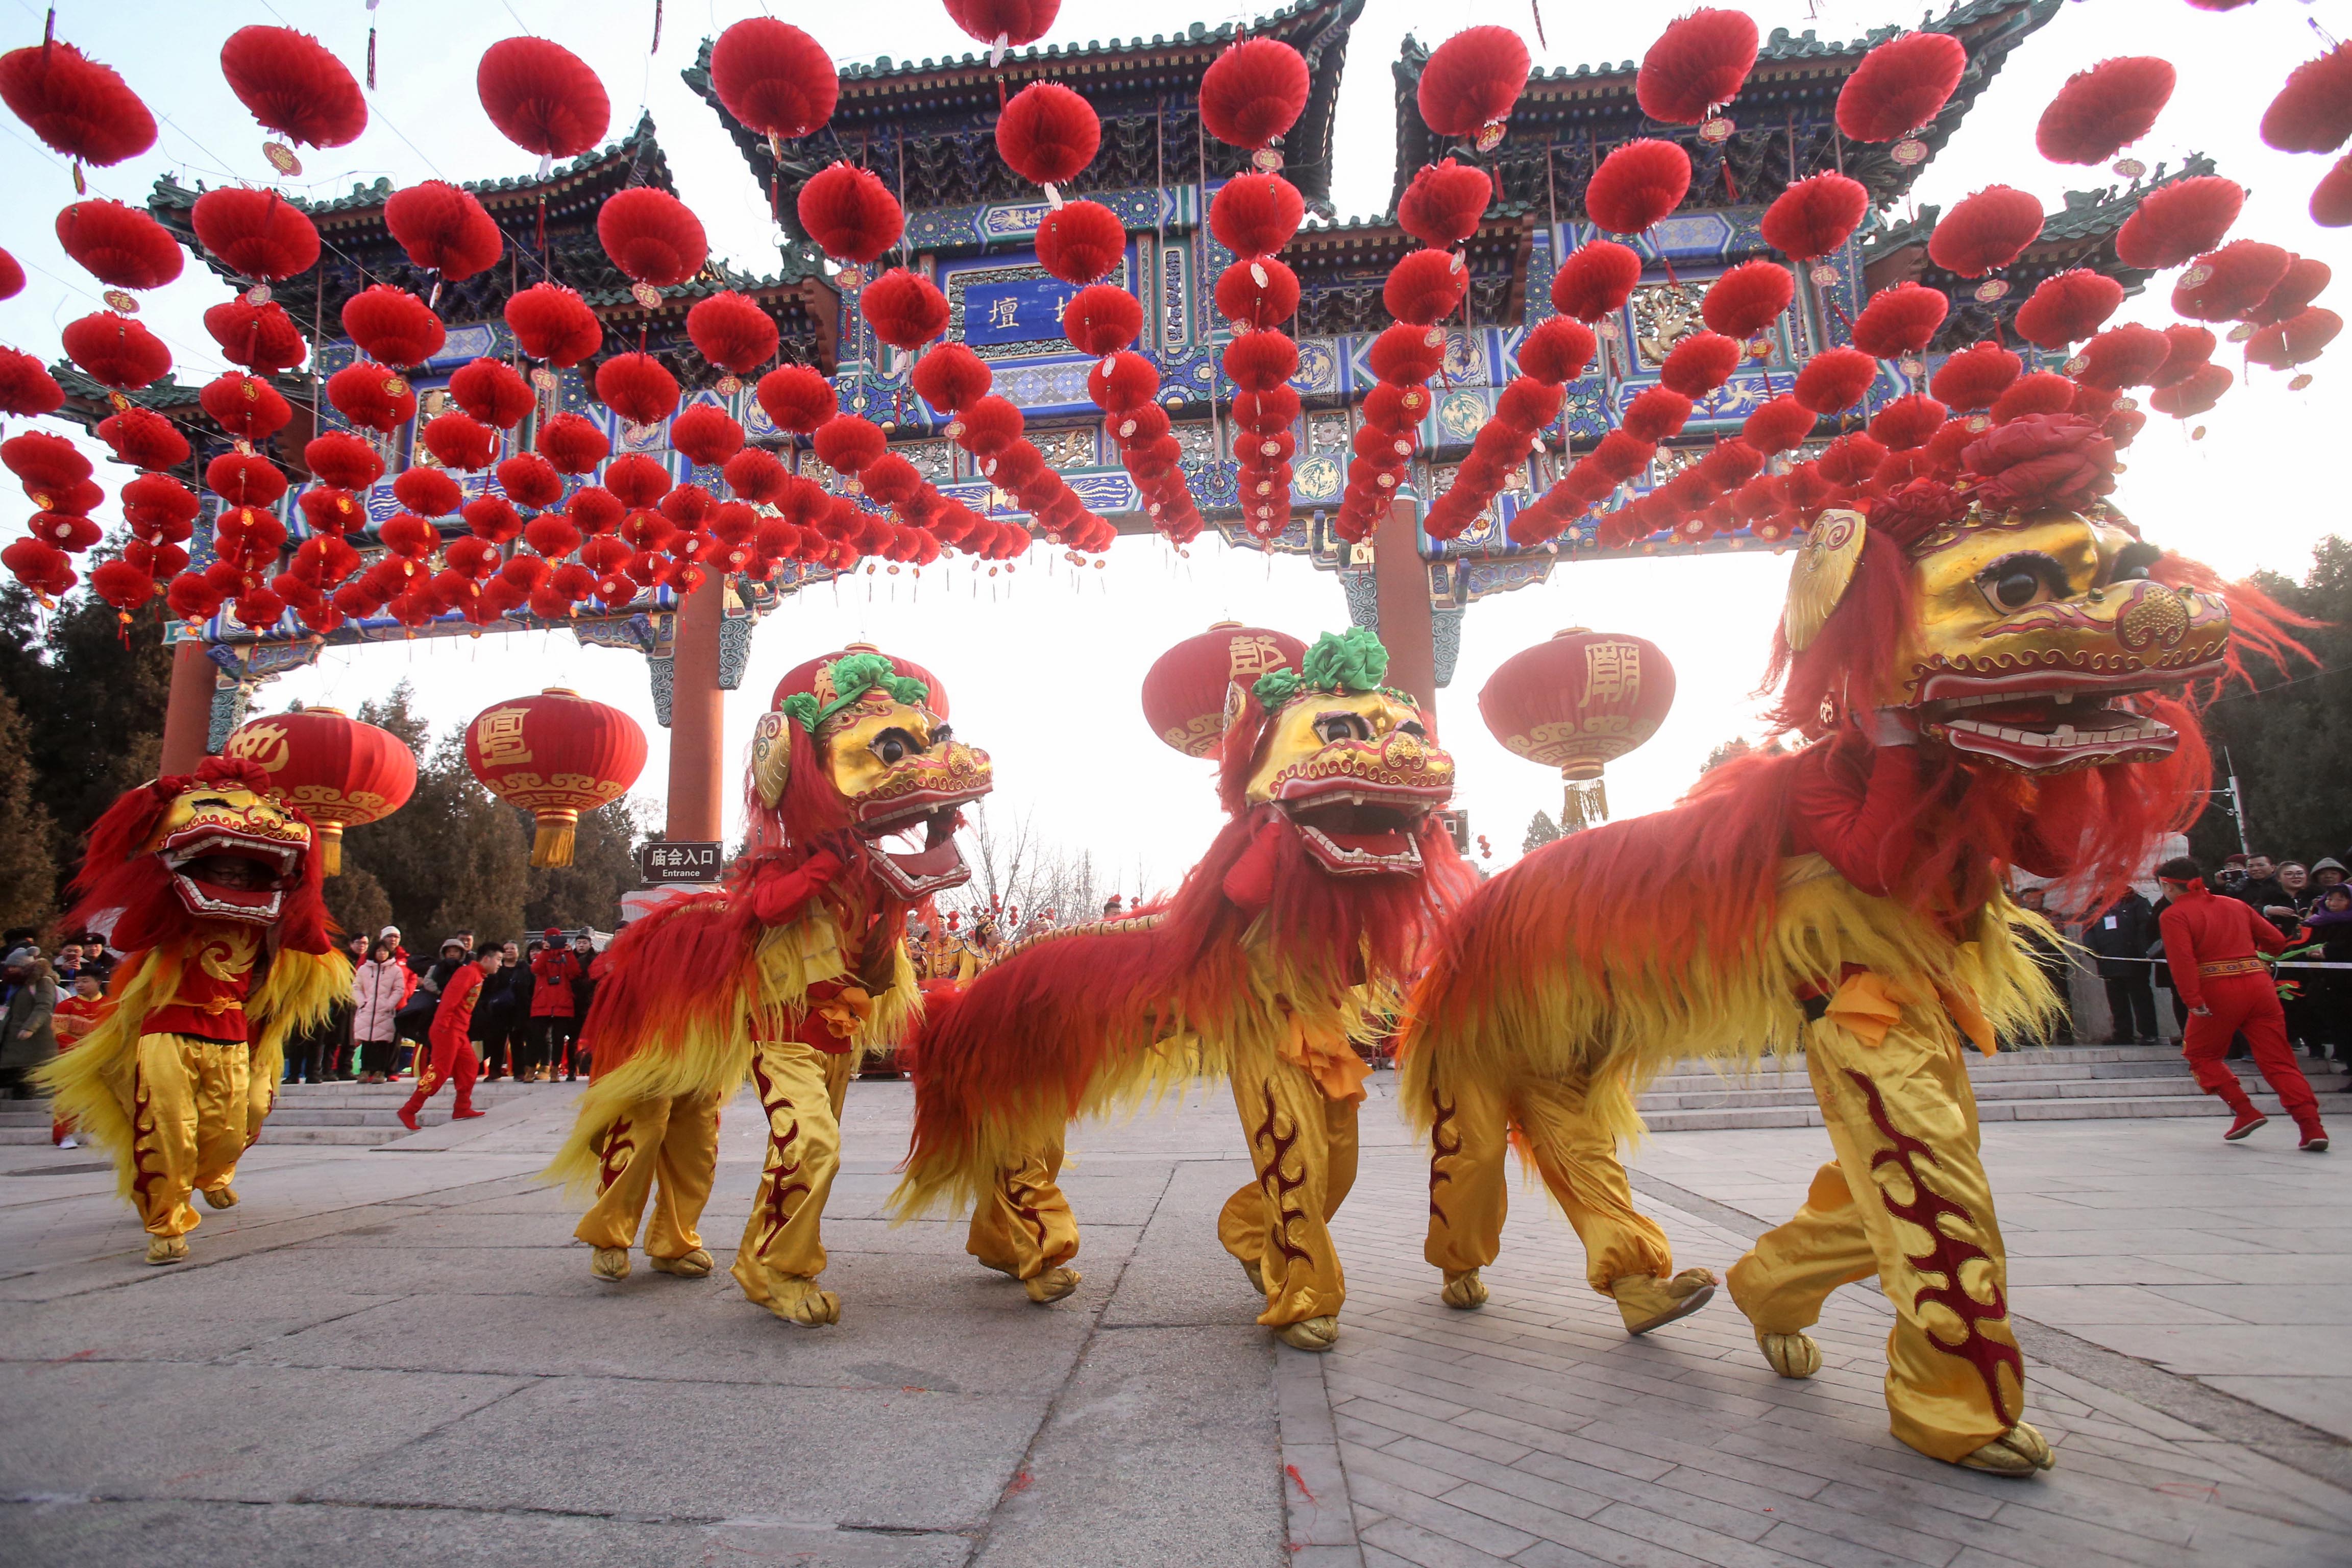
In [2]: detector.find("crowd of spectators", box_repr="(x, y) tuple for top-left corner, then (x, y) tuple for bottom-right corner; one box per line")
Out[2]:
(300, 924), (602, 1086)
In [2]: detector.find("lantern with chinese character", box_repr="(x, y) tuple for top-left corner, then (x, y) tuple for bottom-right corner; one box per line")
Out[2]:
(222, 705), (417, 874)
(1478, 628), (1676, 829)
(1141, 621), (1308, 757)
(463, 688), (647, 867)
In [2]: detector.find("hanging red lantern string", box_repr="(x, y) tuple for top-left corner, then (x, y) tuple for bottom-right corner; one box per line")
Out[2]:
(191, 187), (321, 297)
(2036, 57), (2174, 167)
(1200, 37), (1308, 166)
(505, 282), (603, 368)
(796, 162), (903, 263)
(477, 37), (610, 173)
(945, 1), (1061, 68)
(1418, 26), (1529, 151)
(1635, 8), (1758, 127)
(55, 201), (183, 292)
(0, 35), (156, 190)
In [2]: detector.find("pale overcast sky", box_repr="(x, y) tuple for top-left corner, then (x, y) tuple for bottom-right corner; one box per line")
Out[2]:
(3, 0), (2341, 890)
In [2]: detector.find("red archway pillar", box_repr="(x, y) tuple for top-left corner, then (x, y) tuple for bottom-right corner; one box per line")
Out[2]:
(666, 576), (726, 843)
(159, 640), (216, 775)
(1373, 497), (1437, 724)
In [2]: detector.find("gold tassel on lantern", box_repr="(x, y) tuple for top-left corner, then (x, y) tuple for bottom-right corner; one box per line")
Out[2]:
(1561, 774), (1609, 831)
(532, 808), (579, 868)
(315, 822), (344, 876)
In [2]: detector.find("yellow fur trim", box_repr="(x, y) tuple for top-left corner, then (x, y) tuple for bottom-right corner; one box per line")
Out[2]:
(1400, 854), (2056, 1152)
(542, 902), (922, 1198)
(38, 943), (350, 1202)
(888, 930), (1400, 1221)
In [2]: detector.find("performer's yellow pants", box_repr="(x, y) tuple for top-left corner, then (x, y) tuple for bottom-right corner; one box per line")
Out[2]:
(1421, 1065), (1673, 1296)
(129, 1033), (268, 1238)
(731, 1039), (855, 1304)
(966, 1129), (1081, 1283)
(1218, 1049), (1360, 1328)
(1729, 997), (2025, 1464)
(574, 1087), (724, 1260)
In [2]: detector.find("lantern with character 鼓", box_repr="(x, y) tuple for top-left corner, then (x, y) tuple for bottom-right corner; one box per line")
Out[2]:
(1478, 628), (1676, 830)
(463, 688), (647, 867)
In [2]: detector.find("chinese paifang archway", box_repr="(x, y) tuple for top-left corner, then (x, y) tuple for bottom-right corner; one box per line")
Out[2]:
(13, 0), (2309, 843)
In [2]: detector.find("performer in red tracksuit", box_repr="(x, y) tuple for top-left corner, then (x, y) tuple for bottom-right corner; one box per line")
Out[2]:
(2157, 856), (2328, 1152)
(399, 949), (500, 1132)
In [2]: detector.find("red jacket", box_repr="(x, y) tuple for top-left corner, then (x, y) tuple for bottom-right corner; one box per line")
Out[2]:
(530, 948), (583, 1017)
(432, 965), (486, 1048)
(2159, 881), (2287, 1011)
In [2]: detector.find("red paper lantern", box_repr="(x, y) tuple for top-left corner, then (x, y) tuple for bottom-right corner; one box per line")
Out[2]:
(191, 187), (321, 281)
(2249, 256), (2331, 327)
(1518, 317), (1596, 384)
(1065, 283), (1148, 353)
(1926, 186), (2044, 278)
(1930, 341), (2021, 410)
(1384, 248), (1468, 327)
(1200, 38), (1308, 150)
(1551, 241), (1643, 322)
(1849, 283), (1949, 357)
(598, 187), (707, 288)
(1636, 8), (1759, 125)
(0, 350), (64, 418)
(2172, 239), (2292, 322)
(1869, 393), (1948, 451)
(861, 268), (951, 350)
(2115, 175), (2243, 270)
(2262, 42), (2352, 154)
(61, 311), (170, 390)
(2037, 57), (2174, 165)
(1837, 31), (1967, 142)
(1742, 395), (1817, 454)
(603, 454), (674, 508)
(340, 284), (446, 367)
(326, 360), (417, 432)
(2246, 307), (2341, 370)
(224, 706), (416, 874)
(122, 473), (201, 532)
(1761, 172), (1869, 261)
(450, 357), (534, 428)
(1659, 332), (1743, 398)
(1035, 201), (1126, 285)
(0, 248), (19, 299)
(997, 82), (1099, 187)
(1209, 173), (1305, 256)
(100, 406), (191, 470)
(423, 411), (499, 471)
(723, 447), (788, 503)
(595, 352), (680, 426)
(757, 363), (838, 432)
(385, 181), (503, 280)
(393, 466), (460, 518)
(1793, 347), (1877, 413)
(298, 487), (365, 537)
(685, 290), (778, 375)
(2074, 325), (2172, 389)
(477, 37), (609, 160)
(504, 282), (601, 366)
(465, 688), (647, 866)
(1223, 331), (1298, 393)
(945, 1), (1060, 51)
(2014, 269), (2125, 348)
(2148, 362), (2232, 420)
(219, 26), (366, 149)
(1701, 260), (1795, 339)
(709, 18), (837, 140)
(1585, 140), (1691, 235)
(55, 200), (182, 290)
(1398, 159), (1493, 250)
(0, 38), (155, 166)
(1212, 261), (1297, 332)
(1480, 628), (1675, 828)
(1988, 371), (2076, 425)
(670, 404), (745, 467)
(1418, 26), (1529, 140)
(537, 412), (609, 475)
(497, 452), (564, 510)
(2314, 154), (2352, 228)
(3, 430), (88, 494)
(1141, 623), (1307, 756)
(205, 297), (308, 373)
(200, 371), (293, 442)
(796, 162), (903, 263)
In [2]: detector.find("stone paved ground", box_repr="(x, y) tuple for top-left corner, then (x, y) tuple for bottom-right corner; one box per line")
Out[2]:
(2, 1073), (2346, 1566)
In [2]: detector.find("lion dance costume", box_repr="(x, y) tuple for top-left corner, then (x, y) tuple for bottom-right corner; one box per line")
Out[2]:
(1402, 425), (2295, 1474)
(40, 756), (347, 1264)
(546, 646), (991, 1326)
(897, 629), (1470, 1350)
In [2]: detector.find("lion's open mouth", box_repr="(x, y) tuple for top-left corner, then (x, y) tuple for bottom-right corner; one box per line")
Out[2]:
(860, 799), (975, 898)
(1278, 791), (1431, 875)
(1920, 689), (2178, 771)
(163, 835), (298, 922)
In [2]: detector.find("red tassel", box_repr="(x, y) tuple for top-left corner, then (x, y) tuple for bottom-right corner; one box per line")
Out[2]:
(1530, 1), (1547, 50)
(536, 193), (546, 251)
(650, 0), (663, 54)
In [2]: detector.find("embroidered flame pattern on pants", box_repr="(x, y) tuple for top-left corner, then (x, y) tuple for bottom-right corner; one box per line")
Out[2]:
(1848, 1067), (2022, 1426)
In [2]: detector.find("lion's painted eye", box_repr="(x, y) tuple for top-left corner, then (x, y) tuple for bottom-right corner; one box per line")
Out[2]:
(1977, 553), (2064, 615)
(871, 729), (920, 764)
(1315, 713), (1372, 745)
(1994, 569), (2041, 609)
(2108, 542), (2161, 584)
